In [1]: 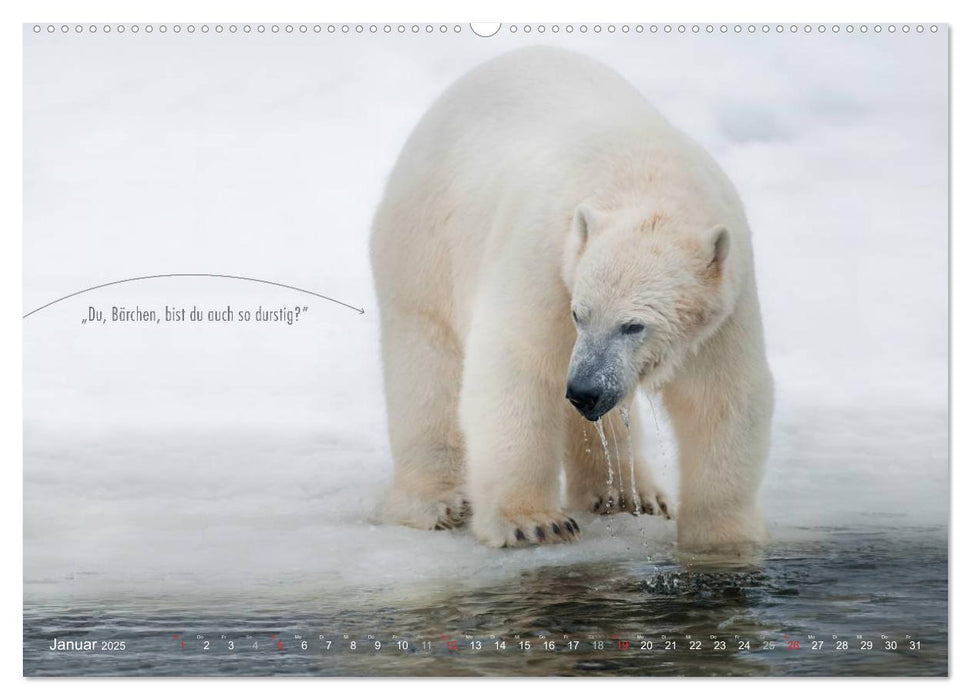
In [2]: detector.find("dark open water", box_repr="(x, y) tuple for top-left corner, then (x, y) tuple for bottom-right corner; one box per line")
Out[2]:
(24, 527), (947, 677)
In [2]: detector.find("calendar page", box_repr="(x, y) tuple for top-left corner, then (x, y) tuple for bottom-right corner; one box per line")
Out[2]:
(22, 21), (948, 677)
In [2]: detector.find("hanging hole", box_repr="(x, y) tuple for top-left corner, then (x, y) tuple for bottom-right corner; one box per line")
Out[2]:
(470, 23), (501, 38)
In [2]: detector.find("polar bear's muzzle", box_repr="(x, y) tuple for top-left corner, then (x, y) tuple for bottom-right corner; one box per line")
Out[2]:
(565, 338), (627, 421)
(566, 378), (618, 421)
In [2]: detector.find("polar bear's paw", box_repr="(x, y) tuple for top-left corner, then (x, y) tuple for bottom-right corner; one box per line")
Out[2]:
(431, 496), (472, 530)
(635, 489), (674, 519)
(380, 486), (470, 531)
(589, 486), (673, 519)
(472, 509), (581, 548)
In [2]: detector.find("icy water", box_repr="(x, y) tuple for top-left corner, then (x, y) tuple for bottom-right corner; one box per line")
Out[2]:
(24, 526), (947, 677)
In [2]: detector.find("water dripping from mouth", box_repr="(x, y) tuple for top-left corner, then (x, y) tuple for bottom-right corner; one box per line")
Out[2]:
(606, 413), (624, 495)
(619, 405), (642, 515)
(594, 418), (614, 490)
(647, 396), (668, 471)
(594, 417), (617, 538)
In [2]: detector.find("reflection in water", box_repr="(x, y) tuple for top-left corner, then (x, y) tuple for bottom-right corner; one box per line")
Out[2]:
(24, 528), (946, 676)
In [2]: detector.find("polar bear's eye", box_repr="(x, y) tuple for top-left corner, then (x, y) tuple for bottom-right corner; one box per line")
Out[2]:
(621, 323), (646, 335)
(571, 309), (580, 324)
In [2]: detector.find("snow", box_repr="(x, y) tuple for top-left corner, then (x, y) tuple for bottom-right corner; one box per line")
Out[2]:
(23, 27), (948, 604)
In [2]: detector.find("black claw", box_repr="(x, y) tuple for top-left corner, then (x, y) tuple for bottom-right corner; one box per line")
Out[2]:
(514, 528), (526, 541)
(434, 523), (445, 530)
(569, 518), (580, 533)
(535, 526), (546, 542)
(551, 522), (561, 535)
(445, 507), (452, 517)
(643, 502), (654, 515)
(592, 498), (603, 511)
(564, 520), (575, 534)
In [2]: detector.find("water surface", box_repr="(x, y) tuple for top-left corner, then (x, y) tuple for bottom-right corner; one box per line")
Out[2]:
(24, 526), (947, 676)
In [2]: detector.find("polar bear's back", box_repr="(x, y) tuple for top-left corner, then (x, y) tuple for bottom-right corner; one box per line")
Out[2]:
(395, 48), (664, 183)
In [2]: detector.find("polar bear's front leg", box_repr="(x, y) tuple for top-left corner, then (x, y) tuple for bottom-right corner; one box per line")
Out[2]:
(664, 346), (773, 550)
(460, 303), (579, 548)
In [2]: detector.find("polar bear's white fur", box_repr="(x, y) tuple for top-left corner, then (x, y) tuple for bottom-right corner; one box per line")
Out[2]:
(370, 47), (773, 549)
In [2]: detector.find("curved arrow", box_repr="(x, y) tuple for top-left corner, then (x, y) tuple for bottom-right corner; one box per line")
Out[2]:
(22, 273), (365, 319)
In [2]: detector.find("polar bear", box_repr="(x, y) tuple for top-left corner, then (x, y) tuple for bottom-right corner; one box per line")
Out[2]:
(370, 47), (773, 549)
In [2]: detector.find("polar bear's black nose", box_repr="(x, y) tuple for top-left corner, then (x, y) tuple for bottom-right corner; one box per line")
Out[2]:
(566, 382), (602, 417)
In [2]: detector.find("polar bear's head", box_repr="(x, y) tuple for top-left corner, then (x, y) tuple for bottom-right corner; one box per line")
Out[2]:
(562, 204), (736, 421)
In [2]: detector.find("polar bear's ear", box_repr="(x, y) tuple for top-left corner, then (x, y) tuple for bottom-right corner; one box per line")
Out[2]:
(571, 204), (603, 252)
(703, 225), (730, 268)
(562, 205), (602, 287)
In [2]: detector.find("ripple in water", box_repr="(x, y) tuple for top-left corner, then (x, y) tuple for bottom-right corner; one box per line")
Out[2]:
(24, 528), (946, 676)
